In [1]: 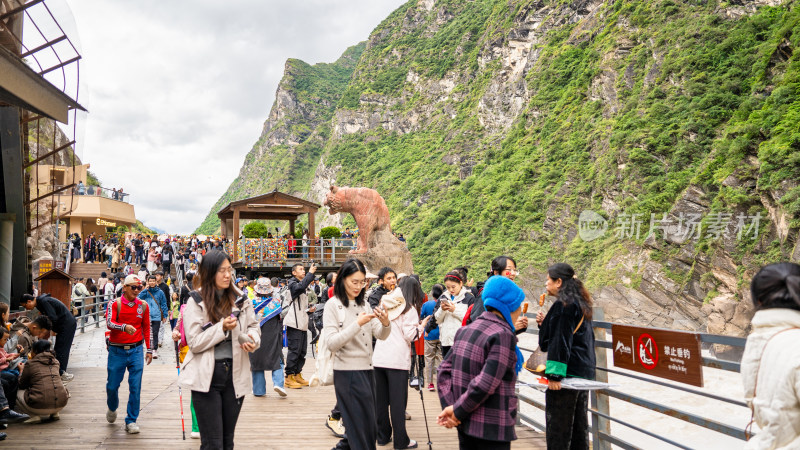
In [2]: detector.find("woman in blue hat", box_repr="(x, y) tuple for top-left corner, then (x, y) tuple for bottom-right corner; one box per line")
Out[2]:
(436, 275), (525, 449)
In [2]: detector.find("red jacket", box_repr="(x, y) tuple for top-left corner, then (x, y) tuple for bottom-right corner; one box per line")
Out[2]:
(106, 296), (152, 352)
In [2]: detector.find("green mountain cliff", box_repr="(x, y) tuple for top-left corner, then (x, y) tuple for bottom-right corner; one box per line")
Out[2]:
(198, 0), (800, 346)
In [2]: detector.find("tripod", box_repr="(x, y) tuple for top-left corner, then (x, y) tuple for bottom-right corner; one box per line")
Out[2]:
(410, 338), (433, 450)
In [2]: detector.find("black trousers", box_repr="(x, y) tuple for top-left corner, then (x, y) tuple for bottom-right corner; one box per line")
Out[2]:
(457, 429), (510, 450)
(285, 327), (307, 375)
(334, 370), (377, 450)
(442, 346), (452, 359)
(545, 388), (589, 450)
(150, 321), (161, 350)
(54, 321), (76, 375)
(375, 367), (410, 448)
(192, 360), (244, 450)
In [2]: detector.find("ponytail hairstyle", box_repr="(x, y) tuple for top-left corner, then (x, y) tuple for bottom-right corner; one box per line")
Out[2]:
(196, 250), (236, 324)
(547, 263), (593, 320)
(453, 266), (469, 282)
(443, 270), (464, 285)
(750, 262), (800, 312)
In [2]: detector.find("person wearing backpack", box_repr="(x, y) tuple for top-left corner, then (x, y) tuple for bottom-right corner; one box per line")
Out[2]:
(138, 275), (168, 359)
(249, 277), (286, 398)
(104, 275), (153, 434)
(324, 259), (391, 450)
(283, 263), (317, 388)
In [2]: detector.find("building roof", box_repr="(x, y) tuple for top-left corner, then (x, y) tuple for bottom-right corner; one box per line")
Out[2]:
(217, 190), (320, 221)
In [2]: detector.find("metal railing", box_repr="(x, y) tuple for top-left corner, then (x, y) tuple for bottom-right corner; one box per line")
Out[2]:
(224, 237), (358, 266)
(57, 184), (131, 203)
(518, 308), (750, 449)
(72, 293), (111, 333)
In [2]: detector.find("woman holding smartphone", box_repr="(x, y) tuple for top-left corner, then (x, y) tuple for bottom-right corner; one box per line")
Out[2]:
(434, 271), (475, 357)
(325, 258), (391, 450)
(179, 250), (261, 450)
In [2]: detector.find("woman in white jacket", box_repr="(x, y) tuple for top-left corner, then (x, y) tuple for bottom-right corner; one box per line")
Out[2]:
(741, 262), (800, 449)
(434, 271), (475, 357)
(373, 276), (429, 449)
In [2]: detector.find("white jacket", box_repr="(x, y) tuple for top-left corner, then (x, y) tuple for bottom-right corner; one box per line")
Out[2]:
(741, 308), (800, 449)
(434, 287), (469, 347)
(373, 307), (420, 371)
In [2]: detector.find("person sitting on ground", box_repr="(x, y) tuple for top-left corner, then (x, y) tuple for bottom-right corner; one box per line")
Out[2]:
(0, 328), (22, 408)
(20, 293), (77, 382)
(7, 316), (52, 361)
(16, 339), (69, 424)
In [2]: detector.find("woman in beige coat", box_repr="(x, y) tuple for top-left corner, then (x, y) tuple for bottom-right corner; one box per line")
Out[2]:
(178, 250), (260, 450)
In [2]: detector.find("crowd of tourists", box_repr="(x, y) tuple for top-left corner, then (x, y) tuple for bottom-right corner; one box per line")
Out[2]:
(6, 236), (799, 449)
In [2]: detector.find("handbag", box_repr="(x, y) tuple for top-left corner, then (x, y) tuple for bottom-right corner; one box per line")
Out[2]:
(524, 314), (584, 375)
(309, 297), (346, 387)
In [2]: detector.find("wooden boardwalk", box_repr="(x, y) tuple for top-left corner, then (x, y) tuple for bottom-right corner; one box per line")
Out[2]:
(2, 363), (546, 449)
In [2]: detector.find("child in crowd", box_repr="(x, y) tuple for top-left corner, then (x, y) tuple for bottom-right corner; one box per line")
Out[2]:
(0, 328), (21, 409)
(16, 340), (69, 423)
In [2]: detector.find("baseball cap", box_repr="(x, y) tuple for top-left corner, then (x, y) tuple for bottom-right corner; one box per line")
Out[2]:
(235, 277), (243, 283)
(123, 275), (143, 286)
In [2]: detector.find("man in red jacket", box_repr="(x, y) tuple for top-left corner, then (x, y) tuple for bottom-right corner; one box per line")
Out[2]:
(105, 275), (152, 434)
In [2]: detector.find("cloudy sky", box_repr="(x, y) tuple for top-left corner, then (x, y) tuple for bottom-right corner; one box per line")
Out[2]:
(56, 0), (405, 234)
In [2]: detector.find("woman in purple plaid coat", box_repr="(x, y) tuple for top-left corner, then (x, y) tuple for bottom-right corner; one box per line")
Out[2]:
(436, 275), (525, 450)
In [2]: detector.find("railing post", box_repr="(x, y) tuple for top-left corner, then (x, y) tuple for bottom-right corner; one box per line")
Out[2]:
(591, 307), (611, 450)
(332, 238), (336, 263)
(79, 300), (85, 333)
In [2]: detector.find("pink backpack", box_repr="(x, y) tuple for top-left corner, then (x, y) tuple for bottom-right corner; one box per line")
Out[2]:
(178, 304), (188, 348)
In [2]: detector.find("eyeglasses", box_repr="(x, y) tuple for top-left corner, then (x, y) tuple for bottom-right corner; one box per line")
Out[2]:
(348, 279), (368, 287)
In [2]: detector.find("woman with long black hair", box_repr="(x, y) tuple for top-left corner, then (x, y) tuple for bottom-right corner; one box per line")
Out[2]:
(179, 250), (260, 450)
(324, 258), (391, 450)
(536, 263), (595, 450)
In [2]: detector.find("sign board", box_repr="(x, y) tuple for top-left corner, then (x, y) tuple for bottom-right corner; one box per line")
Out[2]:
(36, 260), (53, 277)
(96, 218), (117, 227)
(611, 324), (704, 387)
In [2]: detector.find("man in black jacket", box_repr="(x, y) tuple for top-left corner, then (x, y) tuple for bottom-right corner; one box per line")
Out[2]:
(283, 263), (317, 388)
(20, 293), (77, 381)
(366, 267), (397, 309)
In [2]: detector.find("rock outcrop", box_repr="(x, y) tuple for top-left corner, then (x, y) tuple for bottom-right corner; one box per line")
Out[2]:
(198, 0), (799, 352)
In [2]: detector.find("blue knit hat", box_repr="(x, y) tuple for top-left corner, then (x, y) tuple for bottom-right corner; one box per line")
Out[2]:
(482, 275), (526, 373)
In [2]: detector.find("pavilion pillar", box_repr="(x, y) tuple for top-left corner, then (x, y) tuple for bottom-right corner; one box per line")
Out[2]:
(308, 210), (316, 259)
(289, 219), (295, 237)
(233, 208), (240, 262)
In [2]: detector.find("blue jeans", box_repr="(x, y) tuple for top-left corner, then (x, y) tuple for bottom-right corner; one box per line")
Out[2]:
(106, 344), (144, 424)
(252, 360), (284, 396)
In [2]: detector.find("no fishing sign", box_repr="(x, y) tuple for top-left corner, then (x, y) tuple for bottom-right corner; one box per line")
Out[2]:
(611, 325), (704, 387)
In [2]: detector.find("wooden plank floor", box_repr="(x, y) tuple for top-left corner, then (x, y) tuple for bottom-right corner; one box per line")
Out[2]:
(2, 363), (545, 449)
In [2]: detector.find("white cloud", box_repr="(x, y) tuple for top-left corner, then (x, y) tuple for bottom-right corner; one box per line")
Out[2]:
(63, 0), (406, 234)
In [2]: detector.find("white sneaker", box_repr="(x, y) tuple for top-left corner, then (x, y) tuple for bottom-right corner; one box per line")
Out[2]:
(125, 422), (140, 434)
(61, 372), (74, 382)
(106, 409), (117, 423)
(191, 431), (200, 439)
(50, 413), (60, 421)
(274, 386), (287, 397)
(152, 351), (158, 359)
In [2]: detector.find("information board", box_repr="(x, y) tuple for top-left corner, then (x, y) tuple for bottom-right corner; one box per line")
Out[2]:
(611, 324), (704, 387)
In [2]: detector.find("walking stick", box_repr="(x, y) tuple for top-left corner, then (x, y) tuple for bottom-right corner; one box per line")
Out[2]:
(412, 332), (433, 450)
(176, 342), (186, 440)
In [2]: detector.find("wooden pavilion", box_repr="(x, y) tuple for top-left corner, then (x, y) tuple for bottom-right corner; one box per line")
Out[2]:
(217, 191), (320, 263)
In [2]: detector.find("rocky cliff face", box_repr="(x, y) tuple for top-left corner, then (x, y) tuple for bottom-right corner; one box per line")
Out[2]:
(199, 0), (800, 352)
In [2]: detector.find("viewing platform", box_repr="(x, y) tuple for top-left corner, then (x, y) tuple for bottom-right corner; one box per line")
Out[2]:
(3, 324), (546, 448)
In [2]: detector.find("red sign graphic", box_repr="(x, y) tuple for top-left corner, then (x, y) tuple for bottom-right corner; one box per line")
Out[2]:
(637, 333), (658, 370)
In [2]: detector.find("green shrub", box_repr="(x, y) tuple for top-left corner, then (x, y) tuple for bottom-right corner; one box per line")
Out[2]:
(242, 222), (269, 239)
(319, 226), (341, 239)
